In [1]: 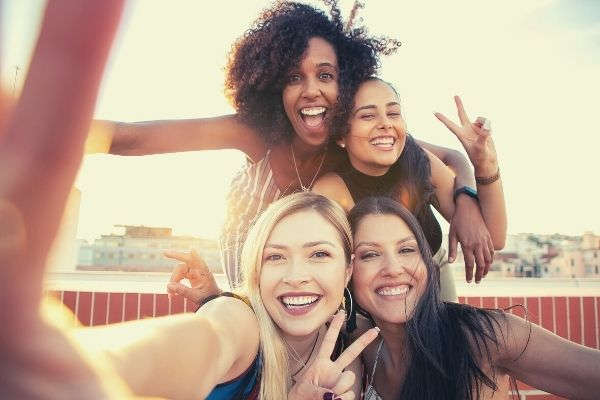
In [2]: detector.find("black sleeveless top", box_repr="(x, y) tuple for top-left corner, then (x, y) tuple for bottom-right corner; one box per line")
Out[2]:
(337, 158), (442, 254)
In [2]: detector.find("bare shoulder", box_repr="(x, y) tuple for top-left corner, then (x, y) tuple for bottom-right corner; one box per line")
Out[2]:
(199, 295), (259, 334)
(313, 172), (354, 212)
(199, 295), (260, 381)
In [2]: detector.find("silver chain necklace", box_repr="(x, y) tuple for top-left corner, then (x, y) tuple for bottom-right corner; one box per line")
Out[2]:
(290, 143), (326, 192)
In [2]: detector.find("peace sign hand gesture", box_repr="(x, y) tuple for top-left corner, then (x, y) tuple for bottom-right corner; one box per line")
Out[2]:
(165, 250), (221, 304)
(435, 96), (499, 177)
(289, 310), (380, 400)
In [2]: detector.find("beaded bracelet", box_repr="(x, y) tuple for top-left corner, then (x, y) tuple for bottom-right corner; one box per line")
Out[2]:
(475, 168), (500, 185)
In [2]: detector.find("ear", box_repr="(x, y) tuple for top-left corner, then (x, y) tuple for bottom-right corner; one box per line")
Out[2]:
(336, 137), (346, 149)
(344, 254), (354, 286)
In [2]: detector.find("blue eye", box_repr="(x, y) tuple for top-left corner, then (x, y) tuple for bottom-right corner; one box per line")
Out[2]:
(312, 250), (330, 258)
(265, 254), (284, 262)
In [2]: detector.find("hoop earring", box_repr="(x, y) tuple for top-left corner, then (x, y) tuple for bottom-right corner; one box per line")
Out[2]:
(344, 287), (353, 320)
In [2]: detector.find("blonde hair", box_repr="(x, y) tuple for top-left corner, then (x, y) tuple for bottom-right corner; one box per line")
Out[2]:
(238, 192), (352, 399)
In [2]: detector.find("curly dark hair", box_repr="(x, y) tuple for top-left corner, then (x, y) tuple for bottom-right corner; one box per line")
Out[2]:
(224, 0), (400, 146)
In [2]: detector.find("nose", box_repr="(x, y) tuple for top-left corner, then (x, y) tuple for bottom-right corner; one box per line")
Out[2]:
(282, 258), (311, 286)
(377, 114), (393, 130)
(380, 253), (406, 277)
(301, 76), (321, 100)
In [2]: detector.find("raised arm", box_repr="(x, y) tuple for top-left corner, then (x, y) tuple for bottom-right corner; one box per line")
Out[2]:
(435, 96), (507, 249)
(495, 313), (600, 400)
(76, 296), (259, 400)
(416, 138), (475, 189)
(91, 114), (266, 161)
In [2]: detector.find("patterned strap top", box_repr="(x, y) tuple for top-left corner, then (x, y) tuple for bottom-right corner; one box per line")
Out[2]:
(219, 151), (281, 287)
(364, 340), (384, 400)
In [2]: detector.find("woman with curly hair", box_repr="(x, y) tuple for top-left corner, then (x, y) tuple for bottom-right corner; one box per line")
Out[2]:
(99, 1), (493, 298)
(348, 197), (600, 400)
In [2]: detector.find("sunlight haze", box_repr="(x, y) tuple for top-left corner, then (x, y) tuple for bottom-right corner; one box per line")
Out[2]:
(3, 0), (599, 240)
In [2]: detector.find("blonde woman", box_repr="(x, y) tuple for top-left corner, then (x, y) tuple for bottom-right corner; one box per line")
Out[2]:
(71, 193), (377, 400)
(1, 4), (374, 398)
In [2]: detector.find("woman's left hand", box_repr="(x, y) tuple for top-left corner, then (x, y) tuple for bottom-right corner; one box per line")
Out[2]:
(435, 96), (498, 177)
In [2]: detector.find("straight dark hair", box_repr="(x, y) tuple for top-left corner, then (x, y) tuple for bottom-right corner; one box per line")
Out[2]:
(348, 197), (509, 400)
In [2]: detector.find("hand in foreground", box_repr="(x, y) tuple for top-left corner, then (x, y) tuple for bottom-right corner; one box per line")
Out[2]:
(165, 249), (221, 303)
(289, 310), (379, 400)
(448, 196), (494, 283)
(0, 1), (125, 398)
(435, 96), (499, 176)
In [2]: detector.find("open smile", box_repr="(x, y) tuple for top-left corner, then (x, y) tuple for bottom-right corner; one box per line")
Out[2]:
(375, 284), (412, 299)
(279, 293), (322, 316)
(298, 106), (328, 131)
(369, 135), (397, 150)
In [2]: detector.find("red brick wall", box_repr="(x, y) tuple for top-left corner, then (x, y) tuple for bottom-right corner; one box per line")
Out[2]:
(50, 291), (598, 400)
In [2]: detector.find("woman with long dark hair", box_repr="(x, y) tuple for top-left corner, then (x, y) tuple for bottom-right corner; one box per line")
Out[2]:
(313, 77), (506, 299)
(348, 197), (600, 400)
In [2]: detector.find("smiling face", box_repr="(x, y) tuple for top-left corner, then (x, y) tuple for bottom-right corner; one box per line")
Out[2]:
(340, 79), (407, 176)
(282, 37), (339, 148)
(259, 209), (351, 337)
(351, 213), (427, 324)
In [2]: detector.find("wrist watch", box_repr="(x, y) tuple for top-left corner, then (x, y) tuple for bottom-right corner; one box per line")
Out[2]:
(453, 186), (478, 202)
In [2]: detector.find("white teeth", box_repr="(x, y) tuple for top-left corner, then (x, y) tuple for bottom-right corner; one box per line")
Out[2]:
(300, 107), (326, 116)
(377, 285), (410, 296)
(369, 137), (395, 146)
(281, 295), (319, 306)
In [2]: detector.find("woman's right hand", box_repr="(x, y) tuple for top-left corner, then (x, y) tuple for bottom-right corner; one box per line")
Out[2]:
(164, 250), (222, 304)
(289, 310), (380, 400)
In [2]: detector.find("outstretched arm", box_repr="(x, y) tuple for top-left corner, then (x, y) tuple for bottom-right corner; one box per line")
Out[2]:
(76, 296), (259, 400)
(0, 1), (125, 398)
(92, 114), (267, 160)
(495, 313), (600, 400)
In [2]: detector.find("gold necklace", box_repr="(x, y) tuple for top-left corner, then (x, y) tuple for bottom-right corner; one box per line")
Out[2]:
(290, 143), (326, 192)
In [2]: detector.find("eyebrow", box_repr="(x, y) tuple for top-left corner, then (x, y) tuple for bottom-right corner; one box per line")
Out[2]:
(265, 240), (337, 250)
(354, 101), (401, 115)
(355, 236), (416, 248)
(316, 62), (337, 69)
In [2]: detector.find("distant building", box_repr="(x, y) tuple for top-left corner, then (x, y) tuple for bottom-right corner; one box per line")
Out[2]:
(449, 232), (600, 279)
(77, 225), (221, 273)
(548, 232), (600, 278)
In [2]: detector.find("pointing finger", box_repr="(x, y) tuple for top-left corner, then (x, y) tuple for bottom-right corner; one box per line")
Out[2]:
(454, 95), (470, 125)
(334, 327), (379, 371)
(317, 310), (345, 360)
(434, 112), (462, 139)
(163, 250), (192, 263)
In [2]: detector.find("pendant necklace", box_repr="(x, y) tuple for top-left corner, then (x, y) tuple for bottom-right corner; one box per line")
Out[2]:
(290, 143), (326, 192)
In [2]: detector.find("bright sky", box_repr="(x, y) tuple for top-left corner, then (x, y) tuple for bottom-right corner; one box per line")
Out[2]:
(3, 0), (600, 240)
